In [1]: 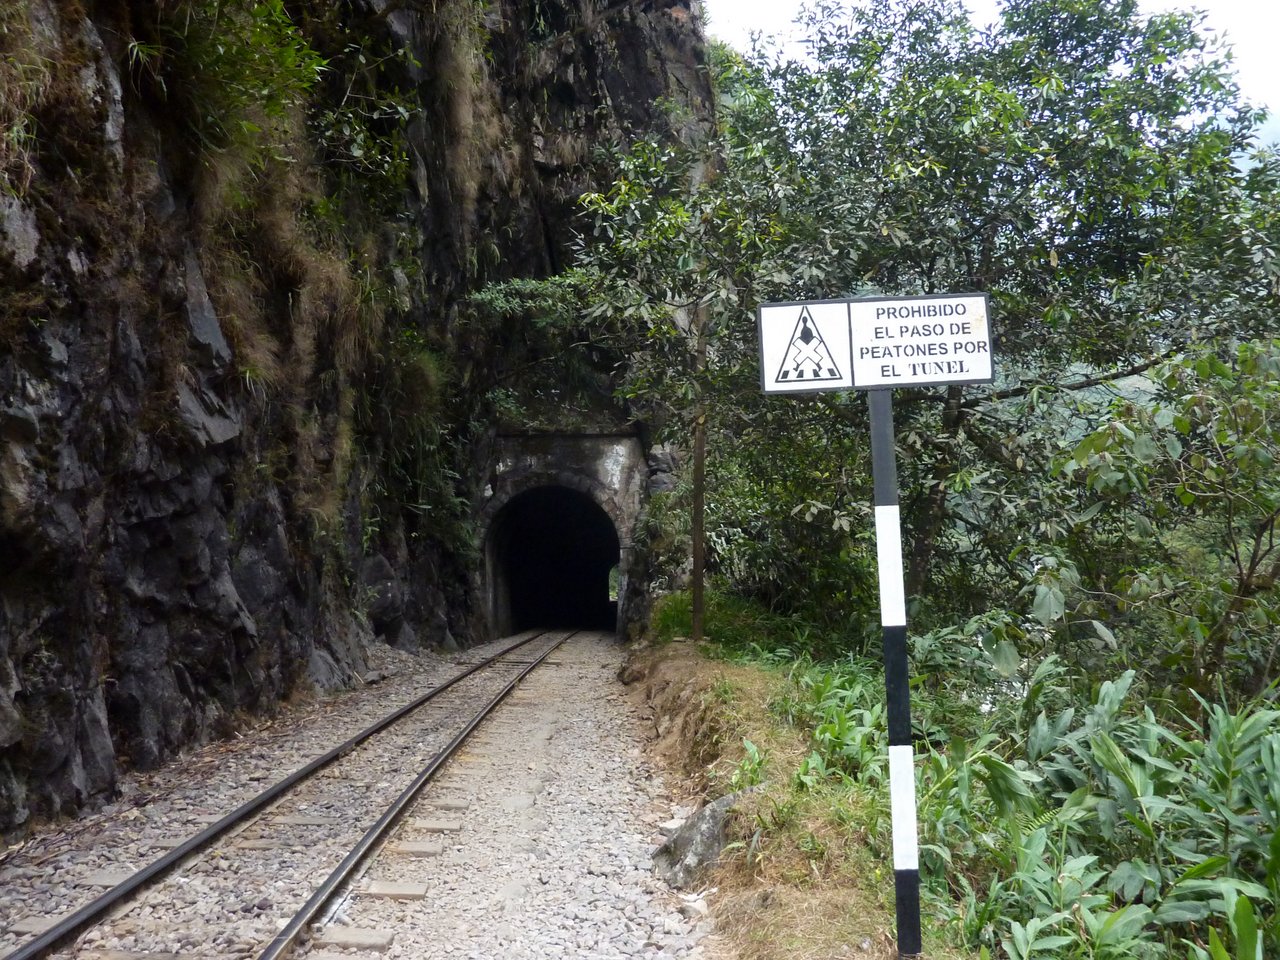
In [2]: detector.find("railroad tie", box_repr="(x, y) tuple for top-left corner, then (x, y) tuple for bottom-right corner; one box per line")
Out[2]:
(431, 798), (470, 811)
(8, 916), (60, 935)
(78, 870), (134, 888)
(270, 815), (344, 826)
(409, 818), (462, 833)
(360, 881), (428, 900)
(313, 927), (395, 952)
(387, 840), (443, 858)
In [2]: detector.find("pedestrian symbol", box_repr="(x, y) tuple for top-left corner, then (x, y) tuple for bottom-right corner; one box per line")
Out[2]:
(775, 307), (842, 384)
(757, 300), (853, 394)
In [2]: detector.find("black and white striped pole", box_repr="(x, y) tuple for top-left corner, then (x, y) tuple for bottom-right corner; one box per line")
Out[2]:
(869, 386), (922, 957)
(758, 292), (993, 959)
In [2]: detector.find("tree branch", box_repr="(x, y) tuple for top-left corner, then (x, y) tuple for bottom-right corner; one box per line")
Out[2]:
(944, 349), (1181, 410)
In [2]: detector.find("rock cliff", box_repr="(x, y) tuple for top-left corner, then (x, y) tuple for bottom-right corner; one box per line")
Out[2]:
(0, 0), (711, 833)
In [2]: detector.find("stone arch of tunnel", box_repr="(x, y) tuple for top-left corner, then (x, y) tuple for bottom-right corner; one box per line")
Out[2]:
(481, 479), (625, 638)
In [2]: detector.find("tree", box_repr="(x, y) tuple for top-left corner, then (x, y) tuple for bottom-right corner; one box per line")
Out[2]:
(567, 0), (1280, 675)
(574, 114), (796, 636)
(730, 0), (1275, 592)
(1061, 341), (1280, 702)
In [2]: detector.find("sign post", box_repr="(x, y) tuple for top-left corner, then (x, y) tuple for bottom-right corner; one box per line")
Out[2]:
(758, 293), (994, 959)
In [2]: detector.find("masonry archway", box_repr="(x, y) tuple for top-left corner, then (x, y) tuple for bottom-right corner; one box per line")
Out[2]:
(482, 482), (623, 637)
(475, 433), (648, 642)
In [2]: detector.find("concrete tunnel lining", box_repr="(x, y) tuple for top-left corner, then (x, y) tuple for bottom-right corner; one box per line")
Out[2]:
(485, 485), (622, 635)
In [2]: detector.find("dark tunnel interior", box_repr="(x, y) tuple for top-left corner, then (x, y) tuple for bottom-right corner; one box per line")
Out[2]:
(489, 486), (620, 633)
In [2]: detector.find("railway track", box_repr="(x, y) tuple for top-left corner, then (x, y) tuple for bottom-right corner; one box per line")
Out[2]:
(3, 630), (574, 960)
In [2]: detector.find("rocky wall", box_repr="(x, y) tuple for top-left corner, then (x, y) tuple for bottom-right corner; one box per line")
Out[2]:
(0, 0), (712, 834)
(0, 3), (369, 831)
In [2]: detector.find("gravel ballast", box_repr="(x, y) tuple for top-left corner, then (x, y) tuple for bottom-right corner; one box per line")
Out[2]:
(0, 632), (732, 960)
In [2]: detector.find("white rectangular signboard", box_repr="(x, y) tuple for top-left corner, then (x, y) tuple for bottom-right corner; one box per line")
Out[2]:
(850, 293), (992, 388)
(759, 293), (993, 393)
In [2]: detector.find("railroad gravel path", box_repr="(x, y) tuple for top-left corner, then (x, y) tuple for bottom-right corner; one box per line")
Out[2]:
(1, 633), (733, 960)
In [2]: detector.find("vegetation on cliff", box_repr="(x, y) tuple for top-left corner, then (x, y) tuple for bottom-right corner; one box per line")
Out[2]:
(0, 0), (709, 831)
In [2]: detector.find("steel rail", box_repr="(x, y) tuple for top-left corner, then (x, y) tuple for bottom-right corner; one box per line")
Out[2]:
(3, 631), (553, 960)
(256, 630), (575, 960)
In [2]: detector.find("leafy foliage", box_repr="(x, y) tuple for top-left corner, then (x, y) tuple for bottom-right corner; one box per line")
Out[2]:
(701, 612), (1279, 958)
(570, 0), (1280, 638)
(130, 0), (325, 158)
(590, 0), (1280, 955)
(1060, 342), (1280, 702)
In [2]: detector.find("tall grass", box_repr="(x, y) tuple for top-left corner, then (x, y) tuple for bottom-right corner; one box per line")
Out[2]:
(649, 587), (856, 661)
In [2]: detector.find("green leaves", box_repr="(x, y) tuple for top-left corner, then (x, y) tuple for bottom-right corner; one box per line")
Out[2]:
(1030, 584), (1065, 626)
(908, 654), (1278, 957)
(730, 738), (768, 790)
(1059, 340), (1280, 695)
(989, 638), (1022, 678)
(1231, 895), (1262, 960)
(573, 0), (1280, 661)
(1002, 913), (1075, 960)
(137, 0), (326, 157)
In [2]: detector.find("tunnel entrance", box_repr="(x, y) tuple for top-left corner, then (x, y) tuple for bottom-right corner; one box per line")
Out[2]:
(486, 486), (621, 635)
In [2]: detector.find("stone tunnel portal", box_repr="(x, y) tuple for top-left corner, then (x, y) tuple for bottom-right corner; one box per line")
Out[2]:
(486, 485), (621, 635)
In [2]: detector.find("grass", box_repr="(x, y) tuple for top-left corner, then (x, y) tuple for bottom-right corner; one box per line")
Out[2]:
(716, 885), (897, 959)
(0, 5), (51, 197)
(649, 589), (843, 661)
(633, 631), (972, 960)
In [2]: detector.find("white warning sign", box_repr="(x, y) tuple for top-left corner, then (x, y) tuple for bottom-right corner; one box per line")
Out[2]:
(758, 293), (993, 393)
(758, 301), (853, 394)
(849, 294), (992, 388)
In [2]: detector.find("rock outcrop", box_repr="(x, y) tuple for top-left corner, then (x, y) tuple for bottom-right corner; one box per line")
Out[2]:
(0, 0), (712, 833)
(653, 788), (761, 889)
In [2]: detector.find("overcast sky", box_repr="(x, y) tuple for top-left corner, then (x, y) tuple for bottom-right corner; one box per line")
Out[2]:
(699, 0), (1280, 146)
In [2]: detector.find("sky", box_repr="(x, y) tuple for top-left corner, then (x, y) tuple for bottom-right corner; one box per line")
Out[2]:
(699, 0), (1280, 146)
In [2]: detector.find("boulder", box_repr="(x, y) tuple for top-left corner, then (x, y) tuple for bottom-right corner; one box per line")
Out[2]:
(652, 787), (759, 889)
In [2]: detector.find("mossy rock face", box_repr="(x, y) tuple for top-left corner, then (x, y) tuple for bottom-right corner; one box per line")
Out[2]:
(0, 0), (711, 834)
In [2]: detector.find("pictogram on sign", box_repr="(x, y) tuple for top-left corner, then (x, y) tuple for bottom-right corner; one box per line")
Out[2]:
(775, 306), (843, 384)
(757, 300), (854, 394)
